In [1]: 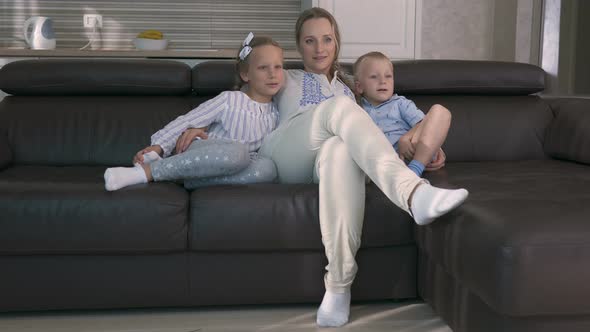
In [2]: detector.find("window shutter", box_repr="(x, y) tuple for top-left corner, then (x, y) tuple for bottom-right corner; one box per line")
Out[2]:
(1, 0), (300, 50)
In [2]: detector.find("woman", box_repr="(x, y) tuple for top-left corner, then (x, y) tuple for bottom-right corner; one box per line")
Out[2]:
(259, 7), (468, 327)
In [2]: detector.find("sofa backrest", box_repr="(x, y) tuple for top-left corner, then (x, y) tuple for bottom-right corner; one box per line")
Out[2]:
(193, 60), (545, 97)
(192, 59), (551, 162)
(0, 59), (552, 166)
(396, 60), (552, 162)
(0, 59), (194, 166)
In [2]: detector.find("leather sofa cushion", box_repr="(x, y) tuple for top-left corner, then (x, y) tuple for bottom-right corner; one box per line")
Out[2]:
(416, 160), (590, 316)
(189, 183), (414, 251)
(393, 60), (545, 95)
(192, 61), (305, 96)
(0, 129), (10, 170)
(0, 166), (188, 254)
(410, 95), (553, 162)
(0, 59), (192, 96)
(0, 96), (196, 166)
(545, 97), (590, 165)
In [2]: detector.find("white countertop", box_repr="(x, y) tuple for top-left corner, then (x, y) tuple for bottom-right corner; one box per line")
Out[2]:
(0, 48), (301, 59)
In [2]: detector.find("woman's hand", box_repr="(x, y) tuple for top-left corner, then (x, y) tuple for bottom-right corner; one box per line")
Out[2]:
(175, 127), (208, 154)
(133, 145), (163, 165)
(397, 135), (415, 161)
(425, 148), (446, 171)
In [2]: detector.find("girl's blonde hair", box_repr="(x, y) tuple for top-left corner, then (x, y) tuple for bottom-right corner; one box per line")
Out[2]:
(235, 35), (282, 90)
(295, 7), (354, 91)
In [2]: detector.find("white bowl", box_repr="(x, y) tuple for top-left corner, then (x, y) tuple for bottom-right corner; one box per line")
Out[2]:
(133, 38), (168, 50)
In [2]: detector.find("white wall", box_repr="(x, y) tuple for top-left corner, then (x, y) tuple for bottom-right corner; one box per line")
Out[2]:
(419, 0), (541, 63)
(420, 0), (495, 60)
(309, 0), (542, 64)
(313, 0), (416, 61)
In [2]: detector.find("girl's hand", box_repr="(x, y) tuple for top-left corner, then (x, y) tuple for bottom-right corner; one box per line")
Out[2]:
(425, 148), (446, 171)
(175, 127), (208, 154)
(133, 145), (163, 165)
(397, 136), (415, 161)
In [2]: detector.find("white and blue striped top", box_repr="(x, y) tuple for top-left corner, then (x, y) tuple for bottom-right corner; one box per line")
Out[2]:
(151, 91), (279, 156)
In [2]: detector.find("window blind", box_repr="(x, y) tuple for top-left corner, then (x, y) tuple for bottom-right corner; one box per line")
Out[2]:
(0, 0), (300, 50)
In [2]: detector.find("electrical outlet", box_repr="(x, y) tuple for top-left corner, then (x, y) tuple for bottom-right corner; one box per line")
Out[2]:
(83, 14), (103, 28)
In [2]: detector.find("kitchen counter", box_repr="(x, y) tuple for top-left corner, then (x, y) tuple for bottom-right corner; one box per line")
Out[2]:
(0, 48), (300, 59)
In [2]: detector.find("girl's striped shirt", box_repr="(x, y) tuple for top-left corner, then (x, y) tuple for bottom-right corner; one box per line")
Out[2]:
(151, 91), (278, 156)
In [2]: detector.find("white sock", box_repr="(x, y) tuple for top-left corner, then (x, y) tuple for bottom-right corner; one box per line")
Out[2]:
(411, 183), (469, 225)
(134, 151), (162, 167)
(104, 165), (148, 191)
(316, 289), (351, 327)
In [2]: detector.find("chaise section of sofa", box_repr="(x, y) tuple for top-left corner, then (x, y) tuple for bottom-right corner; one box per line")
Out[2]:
(406, 62), (590, 332)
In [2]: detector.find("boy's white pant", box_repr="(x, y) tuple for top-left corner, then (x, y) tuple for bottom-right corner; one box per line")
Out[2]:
(260, 96), (423, 292)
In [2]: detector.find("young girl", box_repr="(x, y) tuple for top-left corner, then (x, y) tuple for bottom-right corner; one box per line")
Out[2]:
(258, 8), (468, 327)
(104, 33), (284, 191)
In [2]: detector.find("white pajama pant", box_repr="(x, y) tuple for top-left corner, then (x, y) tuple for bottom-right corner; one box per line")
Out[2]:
(259, 96), (423, 292)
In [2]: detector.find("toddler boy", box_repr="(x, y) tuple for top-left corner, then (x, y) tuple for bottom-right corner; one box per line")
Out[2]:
(353, 52), (450, 176)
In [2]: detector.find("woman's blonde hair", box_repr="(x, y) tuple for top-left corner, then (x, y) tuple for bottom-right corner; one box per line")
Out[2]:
(295, 7), (353, 90)
(234, 35), (282, 90)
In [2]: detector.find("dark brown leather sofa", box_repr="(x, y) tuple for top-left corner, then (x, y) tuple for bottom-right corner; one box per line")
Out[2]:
(1, 59), (589, 332)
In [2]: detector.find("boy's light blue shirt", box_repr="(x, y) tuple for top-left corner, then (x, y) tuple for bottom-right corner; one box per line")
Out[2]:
(361, 94), (425, 148)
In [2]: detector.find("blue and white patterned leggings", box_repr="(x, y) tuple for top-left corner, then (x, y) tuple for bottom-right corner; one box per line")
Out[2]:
(150, 139), (277, 189)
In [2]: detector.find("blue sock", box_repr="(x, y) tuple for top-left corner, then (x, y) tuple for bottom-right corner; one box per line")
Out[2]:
(408, 159), (425, 177)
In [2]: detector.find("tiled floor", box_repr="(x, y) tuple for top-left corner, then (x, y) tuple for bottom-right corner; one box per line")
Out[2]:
(0, 301), (452, 332)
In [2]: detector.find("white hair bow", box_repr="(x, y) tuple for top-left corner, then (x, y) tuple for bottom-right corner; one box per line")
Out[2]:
(238, 32), (254, 60)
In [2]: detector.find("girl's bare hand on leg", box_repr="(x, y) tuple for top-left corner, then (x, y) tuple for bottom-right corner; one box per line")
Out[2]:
(132, 145), (163, 165)
(175, 127), (208, 154)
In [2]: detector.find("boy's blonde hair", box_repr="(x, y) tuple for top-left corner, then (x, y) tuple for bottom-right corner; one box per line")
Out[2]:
(352, 51), (393, 81)
(235, 35), (282, 89)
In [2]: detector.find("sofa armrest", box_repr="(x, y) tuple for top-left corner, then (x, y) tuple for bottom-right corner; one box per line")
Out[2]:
(544, 97), (590, 164)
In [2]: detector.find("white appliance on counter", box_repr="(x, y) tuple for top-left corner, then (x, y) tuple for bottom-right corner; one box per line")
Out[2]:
(23, 16), (56, 50)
